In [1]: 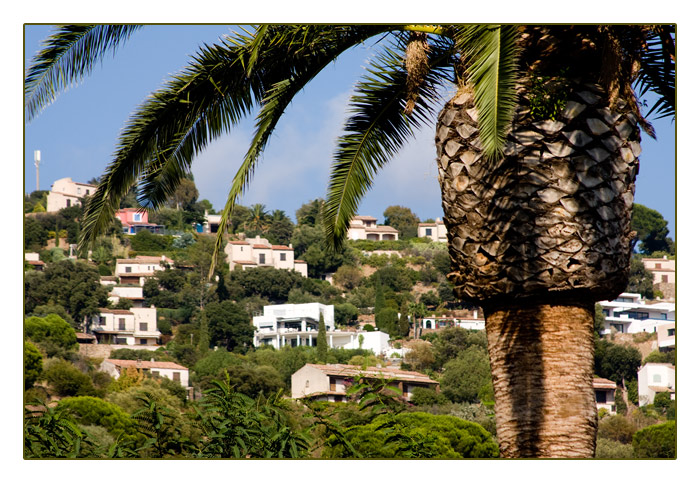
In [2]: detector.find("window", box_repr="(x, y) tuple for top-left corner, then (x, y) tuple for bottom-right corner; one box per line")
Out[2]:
(595, 391), (607, 403)
(280, 253), (286, 261)
(140, 339), (147, 345)
(66, 199), (71, 207)
(115, 337), (127, 344)
(85, 189), (90, 195)
(133, 213), (142, 222)
(152, 370), (159, 376)
(653, 374), (662, 383)
(99, 316), (106, 326)
(259, 253), (266, 264)
(125, 266), (132, 273)
(118, 318), (126, 330)
(662, 275), (669, 283)
(140, 323), (148, 331)
(668, 328), (675, 336)
(425, 228), (432, 236)
(172, 372), (181, 382)
(655, 263), (661, 269)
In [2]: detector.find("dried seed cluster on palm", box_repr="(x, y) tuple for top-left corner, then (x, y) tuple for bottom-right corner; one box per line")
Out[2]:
(436, 82), (641, 306)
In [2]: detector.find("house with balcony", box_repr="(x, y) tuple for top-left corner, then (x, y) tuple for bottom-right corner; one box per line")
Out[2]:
(46, 177), (97, 212)
(87, 306), (160, 346)
(420, 310), (485, 331)
(417, 218), (448, 243)
(252, 303), (390, 354)
(224, 236), (307, 277)
(637, 363), (675, 406)
(291, 363), (439, 402)
(346, 216), (399, 241)
(115, 208), (164, 235)
(100, 358), (189, 387)
(593, 377), (618, 415)
(598, 292), (675, 335)
(115, 255), (173, 285)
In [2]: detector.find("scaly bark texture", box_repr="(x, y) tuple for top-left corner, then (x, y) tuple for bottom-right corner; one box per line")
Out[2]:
(484, 301), (597, 458)
(434, 27), (642, 457)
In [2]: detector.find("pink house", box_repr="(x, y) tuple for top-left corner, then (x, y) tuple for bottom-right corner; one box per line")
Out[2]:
(115, 208), (163, 234)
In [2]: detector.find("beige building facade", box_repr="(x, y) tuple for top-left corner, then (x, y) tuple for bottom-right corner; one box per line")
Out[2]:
(346, 216), (399, 241)
(224, 236), (307, 276)
(46, 177), (97, 212)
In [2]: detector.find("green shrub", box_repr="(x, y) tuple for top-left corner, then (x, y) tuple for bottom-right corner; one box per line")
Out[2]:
(24, 341), (43, 390)
(410, 387), (449, 406)
(43, 359), (97, 397)
(24, 314), (78, 357)
(56, 396), (136, 437)
(632, 421), (676, 458)
(597, 414), (636, 444)
(595, 437), (634, 459)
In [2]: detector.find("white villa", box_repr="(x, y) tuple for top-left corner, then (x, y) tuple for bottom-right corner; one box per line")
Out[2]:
(420, 310), (485, 331)
(417, 218), (448, 243)
(87, 306), (160, 346)
(637, 362), (675, 406)
(224, 236), (307, 277)
(100, 358), (190, 387)
(252, 303), (390, 354)
(108, 285), (145, 308)
(114, 255), (173, 286)
(291, 363), (439, 402)
(46, 177), (97, 212)
(346, 216), (399, 241)
(598, 292), (675, 335)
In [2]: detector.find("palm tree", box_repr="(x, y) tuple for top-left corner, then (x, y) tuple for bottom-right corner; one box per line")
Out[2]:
(244, 203), (271, 234)
(25, 24), (675, 458)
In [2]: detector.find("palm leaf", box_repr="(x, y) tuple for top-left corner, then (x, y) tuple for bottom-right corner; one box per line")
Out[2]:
(209, 25), (391, 276)
(634, 25), (675, 120)
(323, 34), (454, 251)
(452, 25), (520, 160)
(25, 24), (142, 120)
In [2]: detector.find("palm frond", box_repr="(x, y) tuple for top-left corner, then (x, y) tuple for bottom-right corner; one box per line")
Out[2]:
(25, 24), (142, 120)
(634, 25), (675, 120)
(209, 25), (392, 277)
(78, 32), (262, 252)
(323, 34), (454, 251)
(452, 25), (520, 160)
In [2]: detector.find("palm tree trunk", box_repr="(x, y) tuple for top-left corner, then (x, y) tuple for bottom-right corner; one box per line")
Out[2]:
(484, 300), (597, 458)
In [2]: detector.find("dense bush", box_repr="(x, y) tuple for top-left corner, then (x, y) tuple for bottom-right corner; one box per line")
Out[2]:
(595, 437), (635, 459)
(632, 421), (676, 458)
(24, 314), (78, 358)
(56, 396), (136, 438)
(24, 341), (43, 390)
(42, 359), (98, 397)
(597, 414), (636, 444)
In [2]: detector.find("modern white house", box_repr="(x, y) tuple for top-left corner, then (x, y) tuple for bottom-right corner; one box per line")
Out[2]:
(46, 177), (97, 212)
(420, 310), (485, 331)
(346, 216), (399, 241)
(87, 307), (160, 346)
(598, 292), (675, 335)
(417, 218), (448, 243)
(224, 236), (307, 277)
(100, 358), (190, 387)
(291, 363), (439, 402)
(637, 362), (675, 406)
(114, 255), (173, 286)
(593, 377), (618, 415)
(252, 303), (390, 354)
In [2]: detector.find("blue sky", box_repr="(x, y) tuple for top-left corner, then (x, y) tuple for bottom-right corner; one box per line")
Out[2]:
(24, 24), (676, 236)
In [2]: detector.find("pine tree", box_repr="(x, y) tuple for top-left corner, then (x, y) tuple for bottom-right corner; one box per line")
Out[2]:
(316, 312), (328, 363)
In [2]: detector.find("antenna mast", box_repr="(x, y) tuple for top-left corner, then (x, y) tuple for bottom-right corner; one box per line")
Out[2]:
(34, 150), (41, 192)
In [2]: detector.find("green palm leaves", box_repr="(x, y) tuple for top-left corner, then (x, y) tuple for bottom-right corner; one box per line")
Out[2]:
(24, 25), (142, 120)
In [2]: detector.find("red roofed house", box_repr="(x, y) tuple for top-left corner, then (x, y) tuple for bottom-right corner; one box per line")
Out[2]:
(291, 363), (438, 403)
(100, 358), (189, 387)
(346, 216), (399, 241)
(224, 235), (307, 277)
(115, 208), (164, 235)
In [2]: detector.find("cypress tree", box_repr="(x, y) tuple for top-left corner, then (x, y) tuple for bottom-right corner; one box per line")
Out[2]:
(198, 309), (210, 354)
(317, 312), (328, 363)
